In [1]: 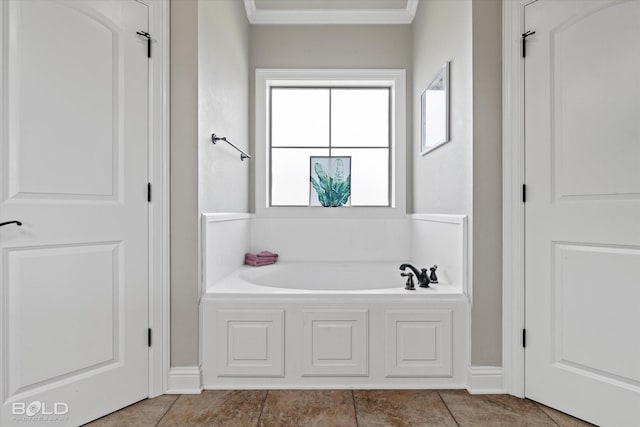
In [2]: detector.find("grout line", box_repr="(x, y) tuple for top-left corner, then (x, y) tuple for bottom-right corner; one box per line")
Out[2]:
(256, 390), (269, 427)
(154, 395), (180, 427)
(437, 391), (461, 427)
(532, 401), (563, 427)
(351, 390), (359, 427)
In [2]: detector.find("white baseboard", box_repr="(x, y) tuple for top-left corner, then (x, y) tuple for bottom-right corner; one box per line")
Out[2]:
(168, 366), (503, 394)
(466, 366), (505, 394)
(166, 366), (203, 394)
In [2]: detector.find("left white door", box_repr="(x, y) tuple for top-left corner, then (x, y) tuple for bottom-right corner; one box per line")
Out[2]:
(0, 1), (149, 425)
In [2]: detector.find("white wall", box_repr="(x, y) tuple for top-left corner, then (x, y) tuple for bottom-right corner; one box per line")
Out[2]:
(250, 219), (410, 262)
(412, 0), (473, 215)
(411, 214), (467, 295)
(202, 214), (251, 290)
(198, 0), (250, 213)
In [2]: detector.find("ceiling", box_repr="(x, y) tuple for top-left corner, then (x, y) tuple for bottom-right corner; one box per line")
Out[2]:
(254, 0), (409, 11)
(244, 0), (418, 25)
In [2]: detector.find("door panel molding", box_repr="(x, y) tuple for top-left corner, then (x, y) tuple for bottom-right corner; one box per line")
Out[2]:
(4, 0), (124, 202)
(4, 241), (123, 399)
(551, 241), (640, 388)
(549, 1), (640, 202)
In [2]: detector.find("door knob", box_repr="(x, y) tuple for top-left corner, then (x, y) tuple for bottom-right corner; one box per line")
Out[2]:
(0, 220), (22, 227)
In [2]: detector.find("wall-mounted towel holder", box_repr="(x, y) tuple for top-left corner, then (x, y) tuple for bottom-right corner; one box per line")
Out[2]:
(211, 133), (251, 161)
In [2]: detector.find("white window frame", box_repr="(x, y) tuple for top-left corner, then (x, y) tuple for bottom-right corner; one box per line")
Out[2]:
(255, 69), (406, 218)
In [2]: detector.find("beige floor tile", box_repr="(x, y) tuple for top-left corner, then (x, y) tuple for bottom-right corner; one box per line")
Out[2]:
(439, 390), (557, 427)
(157, 390), (266, 427)
(353, 389), (458, 427)
(536, 403), (596, 427)
(258, 390), (356, 427)
(85, 394), (178, 427)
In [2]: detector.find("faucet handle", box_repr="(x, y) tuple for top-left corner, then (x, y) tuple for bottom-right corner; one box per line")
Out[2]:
(401, 272), (415, 290)
(429, 265), (439, 284)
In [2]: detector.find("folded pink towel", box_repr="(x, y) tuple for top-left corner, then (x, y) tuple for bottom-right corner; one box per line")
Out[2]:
(245, 258), (277, 267)
(245, 251), (279, 266)
(245, 251), (279, 261)
(257, 251), (279, 258)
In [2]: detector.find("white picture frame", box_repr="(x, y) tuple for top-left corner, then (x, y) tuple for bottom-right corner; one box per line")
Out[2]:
(420, 61), (450, 155)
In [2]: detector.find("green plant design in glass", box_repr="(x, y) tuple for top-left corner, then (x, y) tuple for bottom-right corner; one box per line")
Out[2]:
(310, 157), (351, 207)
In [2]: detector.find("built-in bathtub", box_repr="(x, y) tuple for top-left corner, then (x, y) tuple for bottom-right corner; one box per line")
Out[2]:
(202, 261), (469, 389)
(200, 213), (470, 389)
(209, 261), (463, 294)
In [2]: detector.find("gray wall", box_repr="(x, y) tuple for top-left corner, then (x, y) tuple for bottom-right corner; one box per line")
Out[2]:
(411, 0), (502, 366)
(170, 0), (250, 367)
(471, 0), (502, 366)
(170, 0), (199, 367)
(169, 0), (503, 368)
(249, 24), (414, 211)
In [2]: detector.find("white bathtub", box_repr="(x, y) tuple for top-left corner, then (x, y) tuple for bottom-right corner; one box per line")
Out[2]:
(201, 261), (469, 389)
(207, 261), (463, 295)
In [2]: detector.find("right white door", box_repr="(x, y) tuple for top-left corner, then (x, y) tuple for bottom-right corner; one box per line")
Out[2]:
(525, 1), (640, 426)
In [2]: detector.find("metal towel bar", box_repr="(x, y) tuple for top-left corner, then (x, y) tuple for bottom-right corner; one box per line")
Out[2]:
(211, 133), (251, 161)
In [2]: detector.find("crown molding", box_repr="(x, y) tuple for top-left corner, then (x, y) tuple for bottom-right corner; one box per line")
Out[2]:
(244, 0), (418, 25)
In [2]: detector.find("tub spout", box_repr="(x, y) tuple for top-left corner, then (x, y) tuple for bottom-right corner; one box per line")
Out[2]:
(399, 264), (430, 288)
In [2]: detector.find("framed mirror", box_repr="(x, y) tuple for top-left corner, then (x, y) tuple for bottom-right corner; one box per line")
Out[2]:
(420, 61), (450, 155)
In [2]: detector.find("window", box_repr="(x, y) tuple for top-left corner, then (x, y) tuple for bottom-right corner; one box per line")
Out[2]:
(255, 69), (406, 216)
(270, 87), (390, 206)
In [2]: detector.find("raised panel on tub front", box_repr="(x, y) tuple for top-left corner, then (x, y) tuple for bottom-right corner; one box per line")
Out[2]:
(385, 310), (452, 377)
(215, 309), (284, 377)
(301, 309), (368, 377)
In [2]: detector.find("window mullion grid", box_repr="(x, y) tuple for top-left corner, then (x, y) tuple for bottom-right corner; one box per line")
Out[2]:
(328, 88), (332, 157)
(269, 87), (273, 207)
(269, 85), (392, 207)
(388, 87), (392, 206)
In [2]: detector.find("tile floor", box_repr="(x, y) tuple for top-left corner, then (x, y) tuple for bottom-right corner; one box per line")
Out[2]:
(86, 390), (595, 427)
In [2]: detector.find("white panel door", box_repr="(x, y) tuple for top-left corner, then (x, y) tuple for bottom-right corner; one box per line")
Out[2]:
(0, 1), (150, 425)
(525, 1), (640, 426)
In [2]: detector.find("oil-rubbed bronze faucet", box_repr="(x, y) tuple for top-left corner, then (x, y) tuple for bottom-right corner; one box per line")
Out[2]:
(399, 264), (430, 288)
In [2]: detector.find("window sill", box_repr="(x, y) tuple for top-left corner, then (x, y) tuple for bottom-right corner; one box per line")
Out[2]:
(252, 205), (407, 220)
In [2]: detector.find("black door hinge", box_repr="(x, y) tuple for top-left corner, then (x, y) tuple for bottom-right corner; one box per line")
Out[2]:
(522, 30), (536, 58)
(522, 184), (527, 203)
(522, 329), (527, 348)
(147, 182), (152, 202)
(148, 328), (152, 347)
(136, 31), (151, 58)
